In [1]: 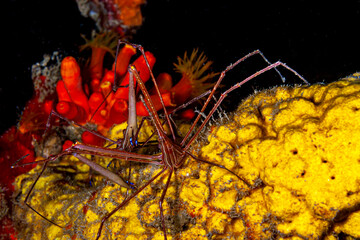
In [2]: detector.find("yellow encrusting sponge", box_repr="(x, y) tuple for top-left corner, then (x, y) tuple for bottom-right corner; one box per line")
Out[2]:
(13, 73), (360, 239)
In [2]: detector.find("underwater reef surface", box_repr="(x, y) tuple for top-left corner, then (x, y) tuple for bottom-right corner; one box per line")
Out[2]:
(12, 73), (360, 239)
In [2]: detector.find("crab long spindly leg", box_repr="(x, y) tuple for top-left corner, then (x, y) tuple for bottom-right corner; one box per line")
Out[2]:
(23, 161), (64, 228)
(158, 168), (173, 240)
(180, 50), (309, 148)
(16, 134), (163, 229)
(72, 153), (132, 189)
(46, 110), (119, 145)
(96, 167), (168, 240)
(185, 61), (307, 151)
(71, 143), (162, 163)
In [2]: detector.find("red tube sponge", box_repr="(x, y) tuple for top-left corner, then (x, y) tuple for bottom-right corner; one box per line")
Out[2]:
(112, 44), (137, 77)
(60, 56), (90, 114)
(156, 72), (173, 91)
(114, 51), (156, 100)
(136, 92), (175, 116)
(88, 92), (107, 125)
(101, 70), (115, 85)
(105, 99), (128, 128)
(56, 80), (72, 102)
(81, 131), (105, 147)
(56, 101), (87, 124)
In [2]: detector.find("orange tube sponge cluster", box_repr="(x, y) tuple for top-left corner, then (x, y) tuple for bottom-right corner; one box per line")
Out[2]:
(54, 44), (162, 134)
(13, 73), (360, 239)
(53, 40), (217, 141)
